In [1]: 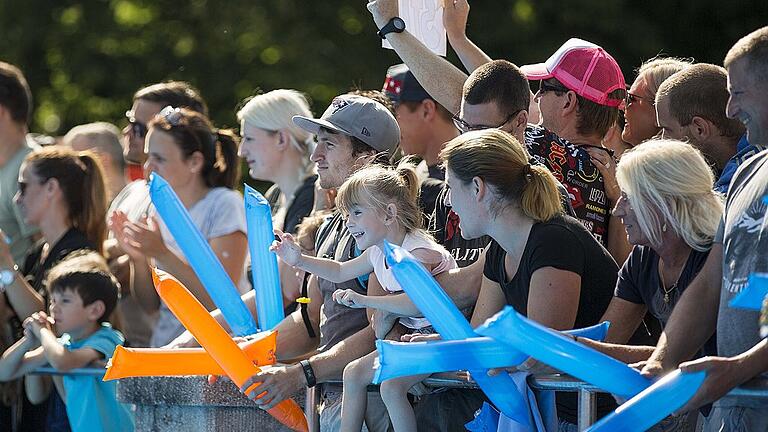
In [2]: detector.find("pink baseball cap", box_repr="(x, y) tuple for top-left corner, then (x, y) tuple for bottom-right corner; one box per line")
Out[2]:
(521, 38), (626, 107)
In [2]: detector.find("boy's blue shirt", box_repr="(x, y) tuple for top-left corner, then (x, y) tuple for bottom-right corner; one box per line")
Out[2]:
(59, 323), (134, 432)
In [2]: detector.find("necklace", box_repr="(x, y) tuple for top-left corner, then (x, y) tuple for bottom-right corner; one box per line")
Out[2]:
(658, 257), (685, 304)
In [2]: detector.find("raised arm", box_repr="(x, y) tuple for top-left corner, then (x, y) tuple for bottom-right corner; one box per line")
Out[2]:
(443, 0), (493, 72)
(272, 231), (374, 284)
(367, 0), (467, 115)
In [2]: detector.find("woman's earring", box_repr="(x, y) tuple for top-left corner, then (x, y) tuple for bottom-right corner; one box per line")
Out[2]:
(662, 223), (667, 232)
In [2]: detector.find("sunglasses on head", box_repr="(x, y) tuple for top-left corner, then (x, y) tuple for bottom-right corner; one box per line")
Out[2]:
(160, 105), (184, 126)
(125, 110), (148, 138)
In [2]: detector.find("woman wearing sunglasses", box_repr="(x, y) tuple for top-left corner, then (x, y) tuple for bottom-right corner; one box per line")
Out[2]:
(622, 57), (692, 146)
(111, 107), (249, 348)
(0, 146), (109, 432)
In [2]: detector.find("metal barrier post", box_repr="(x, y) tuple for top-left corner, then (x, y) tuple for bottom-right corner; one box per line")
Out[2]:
(305, 385), (321, 432)
(577, 388), (596, 431)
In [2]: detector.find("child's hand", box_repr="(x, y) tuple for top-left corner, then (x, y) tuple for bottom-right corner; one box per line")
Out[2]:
(24, 311), (52, 338)
(270, 230), (302, 267)
(332, 289), (366, 308)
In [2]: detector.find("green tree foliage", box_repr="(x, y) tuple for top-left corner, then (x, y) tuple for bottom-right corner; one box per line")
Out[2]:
(0, 0), (765, 137)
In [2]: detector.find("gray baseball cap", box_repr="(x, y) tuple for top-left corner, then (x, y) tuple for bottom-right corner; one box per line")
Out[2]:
(292, 94), (400, 154)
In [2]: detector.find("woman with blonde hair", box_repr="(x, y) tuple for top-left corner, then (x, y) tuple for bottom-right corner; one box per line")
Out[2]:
(622, 57), (693, 146)
(580, 139), (724, 360)
(440, 129), (618, 429)
(237, 89), (317, 234)
(575, 139), (723, 431)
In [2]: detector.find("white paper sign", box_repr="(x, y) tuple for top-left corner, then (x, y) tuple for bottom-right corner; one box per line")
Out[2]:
(382, 0), (447, 57)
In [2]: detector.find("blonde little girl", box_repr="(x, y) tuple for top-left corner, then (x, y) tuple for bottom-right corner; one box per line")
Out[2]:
(272, 163), (456, 432)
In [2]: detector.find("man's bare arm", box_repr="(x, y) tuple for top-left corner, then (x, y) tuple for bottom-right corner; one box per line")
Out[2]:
(368, 0), (467, 114)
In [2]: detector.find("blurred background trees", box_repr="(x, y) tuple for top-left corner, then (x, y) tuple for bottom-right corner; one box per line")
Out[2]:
(1, 0), (764, 136)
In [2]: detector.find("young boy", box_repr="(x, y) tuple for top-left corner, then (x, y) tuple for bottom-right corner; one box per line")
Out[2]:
(0, 251), (134, 432)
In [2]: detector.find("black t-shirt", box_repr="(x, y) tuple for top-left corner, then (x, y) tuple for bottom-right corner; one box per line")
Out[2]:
(483, 215), (616, 327)
(430, 187), (489, 268)
(265, 174), (317, 235)
(427, 164), (445, 181)
(615, 245), (709, 329)
(483, 215), (617, 424)
(22, 228), (96, 300)
(614, 245), (717, 357)
(525, 125), (610, 246)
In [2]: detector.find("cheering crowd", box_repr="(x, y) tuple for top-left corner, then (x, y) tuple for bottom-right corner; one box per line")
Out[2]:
(0, 0), (766, 431)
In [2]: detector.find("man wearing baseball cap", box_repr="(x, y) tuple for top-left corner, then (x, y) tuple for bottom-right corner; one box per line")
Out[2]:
(382, 64), (457, 217)
(238, 94), (399, 431)
(382, 63), (458, 181)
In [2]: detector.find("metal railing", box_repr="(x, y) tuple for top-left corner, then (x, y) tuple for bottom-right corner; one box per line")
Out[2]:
(30, 367), (768, 432)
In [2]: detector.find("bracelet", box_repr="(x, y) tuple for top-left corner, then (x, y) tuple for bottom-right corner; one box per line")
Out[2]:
(299, 359), (317, 388)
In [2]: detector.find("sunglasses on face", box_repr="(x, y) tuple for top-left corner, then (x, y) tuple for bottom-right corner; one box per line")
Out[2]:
(625, 92), (654, 106)
(452, 109), (523, 134)
(125, 110), (148, 138)
(538, 80), (571, 94)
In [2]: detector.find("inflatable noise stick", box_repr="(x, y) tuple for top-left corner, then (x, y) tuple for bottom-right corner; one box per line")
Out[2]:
(373, 321), (610, 384)
(149, 173), (258, 336)
(586, 369), (706, 432)
(245, 185), (284, 331)
(103, 331), (277, 381)
(151, 268), (308, 432)
(476, 307), (652, 398)
(383, 242), (531, 428)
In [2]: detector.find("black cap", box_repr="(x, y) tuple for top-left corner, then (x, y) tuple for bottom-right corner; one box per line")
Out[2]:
(382, 64), (433, 104)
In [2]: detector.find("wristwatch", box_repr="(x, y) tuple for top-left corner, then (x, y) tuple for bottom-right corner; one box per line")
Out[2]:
(0, 265), (18, 292)
(377, 17), (406, 39)
(299, 359), (317, 388)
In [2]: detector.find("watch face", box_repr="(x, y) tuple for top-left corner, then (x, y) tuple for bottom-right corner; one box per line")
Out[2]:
(394, 18), (405, 30)
(0, 271), (13, 286)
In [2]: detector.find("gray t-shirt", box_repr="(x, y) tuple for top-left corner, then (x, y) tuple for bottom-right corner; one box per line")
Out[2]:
(0, 137), (38, 265)
(314, 212), (370, 352)
(150, 187), (248, 347)
(715, 149), (768, 407)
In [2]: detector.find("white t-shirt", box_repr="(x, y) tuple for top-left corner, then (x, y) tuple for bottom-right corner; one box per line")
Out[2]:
(150, 187), (247, 347)
(367, 232), (456, 329)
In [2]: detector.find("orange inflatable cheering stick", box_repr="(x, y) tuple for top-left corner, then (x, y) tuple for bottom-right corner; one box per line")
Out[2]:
(151, 268), (308, 432)
(103, 331), (277, 381)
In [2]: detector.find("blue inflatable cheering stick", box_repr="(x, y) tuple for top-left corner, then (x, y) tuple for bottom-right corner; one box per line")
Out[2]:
(586, 369), (706, 432)
(476, 307), (652, 398)
(383, 242), (530, 427)
(374, 321), (611, 384)
(244, 185), (284, 331)
(149, 173), (257, 336)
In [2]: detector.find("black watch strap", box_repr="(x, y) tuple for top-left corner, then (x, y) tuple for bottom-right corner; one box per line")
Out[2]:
(299, 359), (317, 388)
(377, 17), (405, 39)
